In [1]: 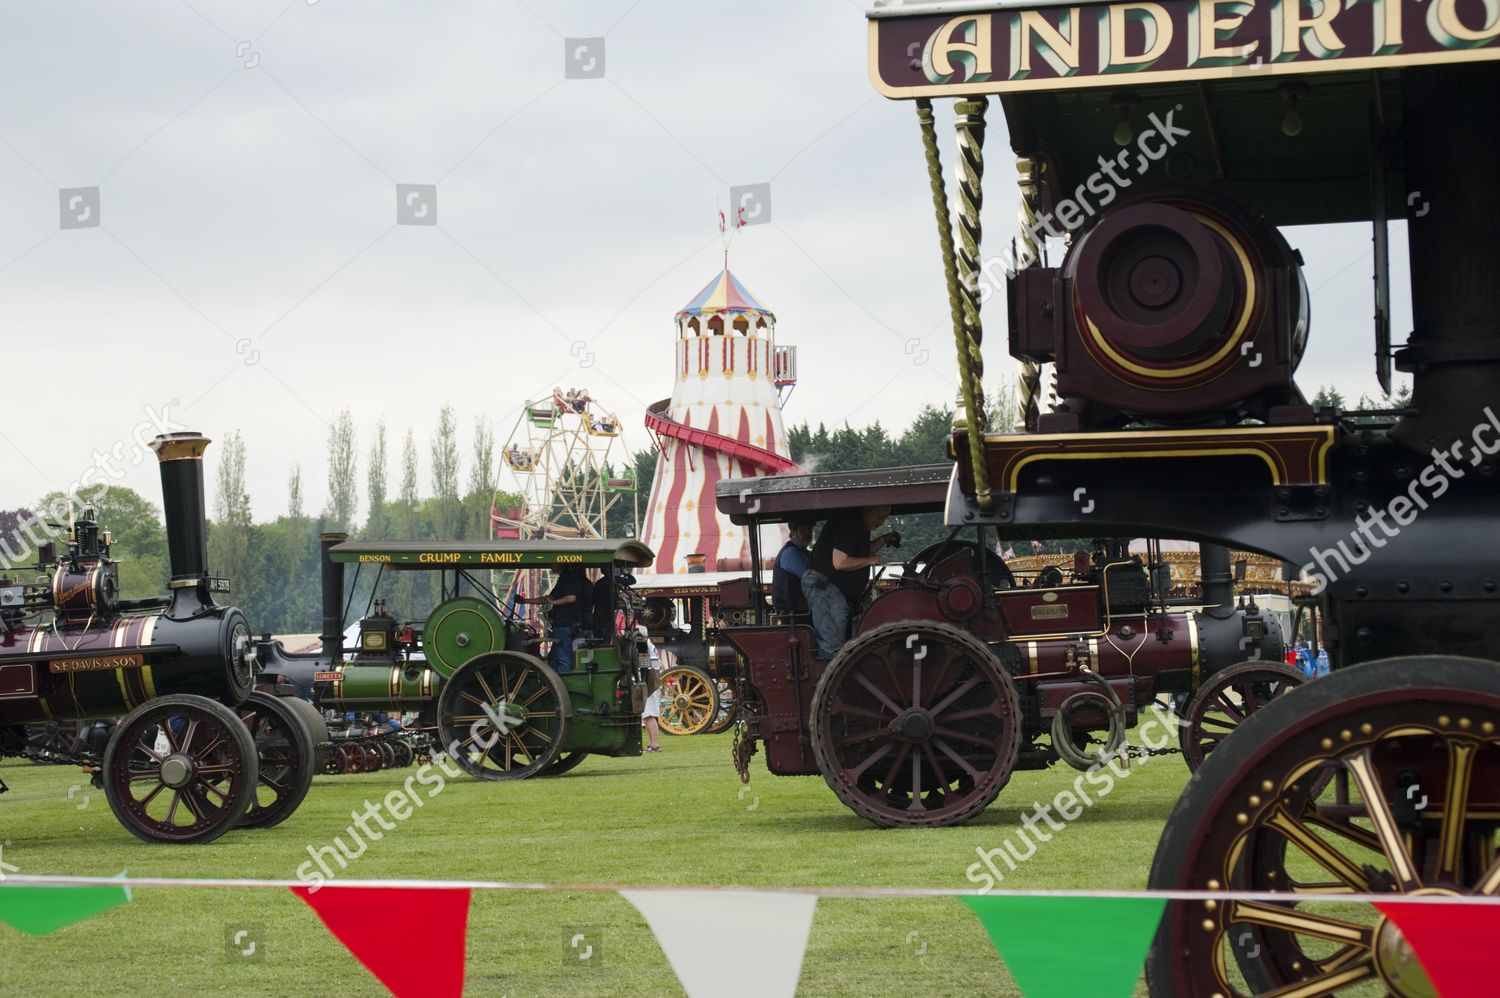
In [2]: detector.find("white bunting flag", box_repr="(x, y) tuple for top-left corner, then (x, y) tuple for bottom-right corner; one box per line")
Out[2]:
(621, 889), (818, 998)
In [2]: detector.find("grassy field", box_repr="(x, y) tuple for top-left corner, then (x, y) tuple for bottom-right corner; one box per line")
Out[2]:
(0, 730), (1189, 996)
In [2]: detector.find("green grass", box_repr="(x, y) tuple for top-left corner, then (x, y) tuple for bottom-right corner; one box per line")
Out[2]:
(0, 732), (1189, 996)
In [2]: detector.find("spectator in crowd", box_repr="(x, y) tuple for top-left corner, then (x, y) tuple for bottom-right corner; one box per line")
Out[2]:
(639, 626), (663, 753)
(801, 506), (899, 660)
(771, 518), (815, 624)
(521, 566), (589, 674)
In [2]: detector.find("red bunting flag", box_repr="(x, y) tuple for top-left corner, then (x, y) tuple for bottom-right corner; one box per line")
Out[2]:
(1373, 901), (1500, 998)
(292, 885), (470, 998)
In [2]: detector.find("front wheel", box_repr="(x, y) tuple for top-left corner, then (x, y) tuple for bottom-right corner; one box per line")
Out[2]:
(102, 694), (259, 844)
(436, 651), (569, 780)
(658, 665), (719, 736)
(1180, 660), (1308, 771)
(1147, 656), (1500, 997)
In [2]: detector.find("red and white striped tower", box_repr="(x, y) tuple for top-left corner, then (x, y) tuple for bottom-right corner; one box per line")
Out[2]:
(639, 268), (798, 573)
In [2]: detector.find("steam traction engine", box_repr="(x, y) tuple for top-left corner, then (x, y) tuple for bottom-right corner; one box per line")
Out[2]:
(0, 433), (317, 842)
(869, 2), (1500, 994)
(255, 535), (657, 780)
(716, 465), (1287, 827)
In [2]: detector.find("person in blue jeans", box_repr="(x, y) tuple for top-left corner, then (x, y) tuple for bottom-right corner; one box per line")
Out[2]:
(801, 506), (899, 660)
(521, 566), (588, 674)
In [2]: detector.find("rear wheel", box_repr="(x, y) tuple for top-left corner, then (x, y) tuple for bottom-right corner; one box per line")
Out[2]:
(237, 692), (315, 830)
(437, 651), (569, 780)
(658, 665), (719, 736)
(277, 697), (331, 774)
(1147, 656), (1500, 997)
(101, 694), (258, 844)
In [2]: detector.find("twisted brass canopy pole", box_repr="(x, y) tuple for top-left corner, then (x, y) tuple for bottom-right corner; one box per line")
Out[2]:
(915, 97), (993, 509)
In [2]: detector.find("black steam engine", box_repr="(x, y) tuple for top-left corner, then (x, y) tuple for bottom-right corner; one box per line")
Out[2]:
(869, 2), (1500, 994)
(0, 433), (318, 843)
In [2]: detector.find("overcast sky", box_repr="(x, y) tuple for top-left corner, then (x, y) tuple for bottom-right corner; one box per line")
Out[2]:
(0, 0), (1409, 522)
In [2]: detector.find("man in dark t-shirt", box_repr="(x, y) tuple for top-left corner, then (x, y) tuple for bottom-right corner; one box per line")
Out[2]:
(521, 566), (588, 674)
(801, 506), (898, 659)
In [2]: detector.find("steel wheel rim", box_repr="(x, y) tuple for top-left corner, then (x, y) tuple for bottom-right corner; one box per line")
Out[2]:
(103, 699), (255, 843)
(658, 667), (717, 736)
(1158, 672), (1500, 996)
(812, 622), (1020, 827)
(438, 652), (567, 780)
(1184, 662), (1309, 771)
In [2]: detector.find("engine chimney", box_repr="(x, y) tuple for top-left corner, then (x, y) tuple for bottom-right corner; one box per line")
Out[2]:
(319, 532), (348, 664)
(1199, 543), (1235, 619)
(151, 433), (212, 582)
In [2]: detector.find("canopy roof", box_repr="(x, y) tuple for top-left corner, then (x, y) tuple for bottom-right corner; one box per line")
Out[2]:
(677, 269), (774, 321)
(330, 539), (655, 569)
(716, 464), (952, 524)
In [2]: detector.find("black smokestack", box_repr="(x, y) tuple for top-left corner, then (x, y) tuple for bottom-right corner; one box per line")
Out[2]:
(319, 532), (348, 663)
(1199, 543), (1235, 619)
(150, 433), (211, 582)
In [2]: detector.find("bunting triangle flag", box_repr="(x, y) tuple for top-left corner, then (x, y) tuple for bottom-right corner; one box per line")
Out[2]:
(621, 889), (818, 998)
(961, 895), (1166, 998)
(0, 875), (131, 936)
(292, 885), (470, 998)
(1373, 901), (1500, 998)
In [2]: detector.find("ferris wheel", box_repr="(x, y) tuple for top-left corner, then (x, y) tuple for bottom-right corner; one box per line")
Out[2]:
(492, 387), (628, 541)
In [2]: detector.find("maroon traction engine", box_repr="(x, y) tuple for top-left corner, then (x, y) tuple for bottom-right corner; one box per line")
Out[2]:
(0, 433), (318, 843)
(714, 464), (1283, 828)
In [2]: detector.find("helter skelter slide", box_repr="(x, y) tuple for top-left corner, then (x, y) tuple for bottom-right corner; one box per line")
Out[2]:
(638, 267), (798, 576)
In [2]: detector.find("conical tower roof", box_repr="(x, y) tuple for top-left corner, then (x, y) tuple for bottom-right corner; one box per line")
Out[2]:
(676, 268), (775, 321)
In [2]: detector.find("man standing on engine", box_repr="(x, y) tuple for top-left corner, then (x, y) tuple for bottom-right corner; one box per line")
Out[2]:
(801, 506), (898, 660)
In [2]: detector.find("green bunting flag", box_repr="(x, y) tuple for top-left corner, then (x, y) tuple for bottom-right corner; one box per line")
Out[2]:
(0, 878), (132, 936)
(961, 895), (1166, 998)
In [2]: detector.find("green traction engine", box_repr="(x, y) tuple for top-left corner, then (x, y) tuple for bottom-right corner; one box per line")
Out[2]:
(256, 535), (657, 780)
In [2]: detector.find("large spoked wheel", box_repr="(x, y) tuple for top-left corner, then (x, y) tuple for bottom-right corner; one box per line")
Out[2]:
(658, 665), (719, 736)
(1147, 656), (1500, 997)
(237, 692), (316, 829)
(277, 697), (331, 774)
(540, 752), (589, 777)
(101, 694), (259, 844)
(1181, 660), (1309, 772)
(436, 650), (569, 781)
(810, 621), (1021, 828)
(704, 679), (739, 734)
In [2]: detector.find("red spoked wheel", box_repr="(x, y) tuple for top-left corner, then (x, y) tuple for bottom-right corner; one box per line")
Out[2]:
(1148, 656), (1500, 997)
(810, 621), (1020, 828)
(101, 694), (259, 844)
(1182, 660), (1309, 771)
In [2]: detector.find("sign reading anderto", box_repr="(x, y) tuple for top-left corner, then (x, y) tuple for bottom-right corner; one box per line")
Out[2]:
(869, 0), (1500, 97)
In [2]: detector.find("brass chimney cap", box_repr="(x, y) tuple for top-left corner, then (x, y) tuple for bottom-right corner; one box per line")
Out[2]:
(151, 432), (212, 462)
